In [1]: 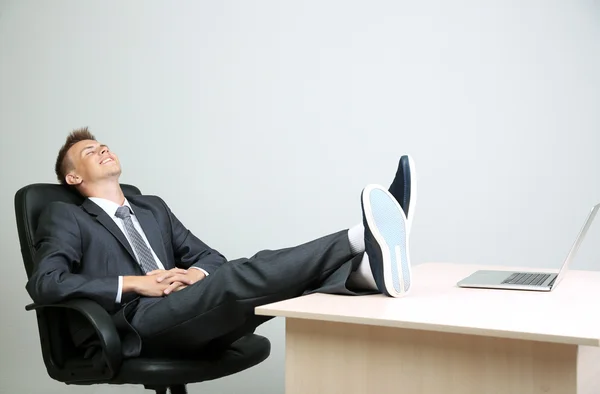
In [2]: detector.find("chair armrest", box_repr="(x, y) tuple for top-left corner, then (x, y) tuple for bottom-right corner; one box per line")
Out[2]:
(26, 299), (122, 375)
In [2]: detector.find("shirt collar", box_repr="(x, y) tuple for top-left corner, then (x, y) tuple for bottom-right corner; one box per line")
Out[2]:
(88, 197), (133, 218)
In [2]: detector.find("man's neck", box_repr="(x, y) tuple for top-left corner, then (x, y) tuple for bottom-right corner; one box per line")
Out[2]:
(81, 181), (126, 205)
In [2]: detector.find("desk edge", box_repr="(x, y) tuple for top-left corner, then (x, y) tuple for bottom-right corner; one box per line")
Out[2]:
(255, 306), (600, 347)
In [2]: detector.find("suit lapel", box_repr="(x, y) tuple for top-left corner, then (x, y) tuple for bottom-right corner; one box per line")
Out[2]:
(81, 199), (137, 263)
(128, 201), (169, 267)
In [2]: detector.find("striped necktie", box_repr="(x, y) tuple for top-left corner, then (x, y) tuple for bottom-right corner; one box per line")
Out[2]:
(115, 206), (160, 273)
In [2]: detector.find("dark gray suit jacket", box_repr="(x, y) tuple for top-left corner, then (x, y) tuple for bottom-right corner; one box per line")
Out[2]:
(26, 195), (226, 356)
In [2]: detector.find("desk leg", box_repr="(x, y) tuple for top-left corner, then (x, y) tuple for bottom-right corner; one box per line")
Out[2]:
(285, 318), (584, 394)
(578, 345), (600, 394)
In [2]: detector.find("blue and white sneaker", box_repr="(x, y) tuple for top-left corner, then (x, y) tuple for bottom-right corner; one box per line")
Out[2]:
(388, 155), (417, 232)
(361, 184), (411, 298)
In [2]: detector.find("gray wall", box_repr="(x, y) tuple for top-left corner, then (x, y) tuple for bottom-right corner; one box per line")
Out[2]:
(1, 0), (600, 393)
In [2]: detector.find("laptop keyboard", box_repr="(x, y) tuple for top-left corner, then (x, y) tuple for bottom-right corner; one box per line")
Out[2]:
(502, 272), (552, 286)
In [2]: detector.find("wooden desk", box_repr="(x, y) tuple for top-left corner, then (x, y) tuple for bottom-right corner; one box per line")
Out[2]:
(255, 263), (600, 394)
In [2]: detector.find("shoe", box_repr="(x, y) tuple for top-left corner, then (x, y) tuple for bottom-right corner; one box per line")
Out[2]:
(361, 184), (411, 297)
(388, 155), (417, 232)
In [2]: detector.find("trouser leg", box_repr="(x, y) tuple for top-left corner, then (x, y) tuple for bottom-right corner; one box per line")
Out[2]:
(132, 230), (357, 354)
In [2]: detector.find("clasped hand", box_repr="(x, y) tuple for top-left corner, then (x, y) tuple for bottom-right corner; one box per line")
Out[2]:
(142, 268), (206, 296)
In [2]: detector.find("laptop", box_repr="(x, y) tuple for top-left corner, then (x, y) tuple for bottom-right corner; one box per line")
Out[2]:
(457, 203), (600, 292)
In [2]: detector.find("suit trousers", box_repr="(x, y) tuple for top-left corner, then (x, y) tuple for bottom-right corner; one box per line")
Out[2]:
(130, 230), (365, 356)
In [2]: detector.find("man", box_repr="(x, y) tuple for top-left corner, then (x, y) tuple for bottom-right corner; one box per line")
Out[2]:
(26, 128), (416, 358)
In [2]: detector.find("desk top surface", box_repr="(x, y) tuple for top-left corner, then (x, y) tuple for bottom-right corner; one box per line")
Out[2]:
(255, 263), (600, 346)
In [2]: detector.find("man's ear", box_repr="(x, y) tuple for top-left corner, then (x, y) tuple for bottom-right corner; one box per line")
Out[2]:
(65, 172), (82, 186)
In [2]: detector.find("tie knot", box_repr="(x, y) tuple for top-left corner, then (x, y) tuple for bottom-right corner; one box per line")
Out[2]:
(115, 206), (132, 219)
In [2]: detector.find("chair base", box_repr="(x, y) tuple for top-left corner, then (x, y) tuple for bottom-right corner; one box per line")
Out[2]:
(146, 384), (187, 394)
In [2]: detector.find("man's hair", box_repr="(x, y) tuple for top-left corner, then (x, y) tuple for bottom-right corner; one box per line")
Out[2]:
(55, 127), (96, 184)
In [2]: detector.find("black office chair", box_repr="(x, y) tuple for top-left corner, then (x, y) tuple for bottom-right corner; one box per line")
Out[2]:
(15, 183), (271, 394)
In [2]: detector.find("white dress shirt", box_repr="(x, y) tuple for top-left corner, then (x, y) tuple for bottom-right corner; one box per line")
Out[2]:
(88, 197), (207, 303)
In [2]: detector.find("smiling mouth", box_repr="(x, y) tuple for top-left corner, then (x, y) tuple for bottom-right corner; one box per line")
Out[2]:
(100, 158), (114, 165)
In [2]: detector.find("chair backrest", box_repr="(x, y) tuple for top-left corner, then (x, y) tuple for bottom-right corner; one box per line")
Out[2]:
(15, 183), (141, 278)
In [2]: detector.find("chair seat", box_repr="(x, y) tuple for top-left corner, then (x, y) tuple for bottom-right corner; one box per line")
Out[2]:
(111, 334), (271, 386)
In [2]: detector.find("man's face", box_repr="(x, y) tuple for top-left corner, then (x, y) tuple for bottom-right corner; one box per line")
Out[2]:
(65, 139), (121, 186)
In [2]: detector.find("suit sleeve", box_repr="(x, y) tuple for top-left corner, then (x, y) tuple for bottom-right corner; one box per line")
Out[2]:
(158, 198), (226, 275)
(25, 203), (120, 311)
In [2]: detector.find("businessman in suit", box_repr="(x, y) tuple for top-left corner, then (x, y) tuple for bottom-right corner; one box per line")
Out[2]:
(26, 128), (416, 358)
